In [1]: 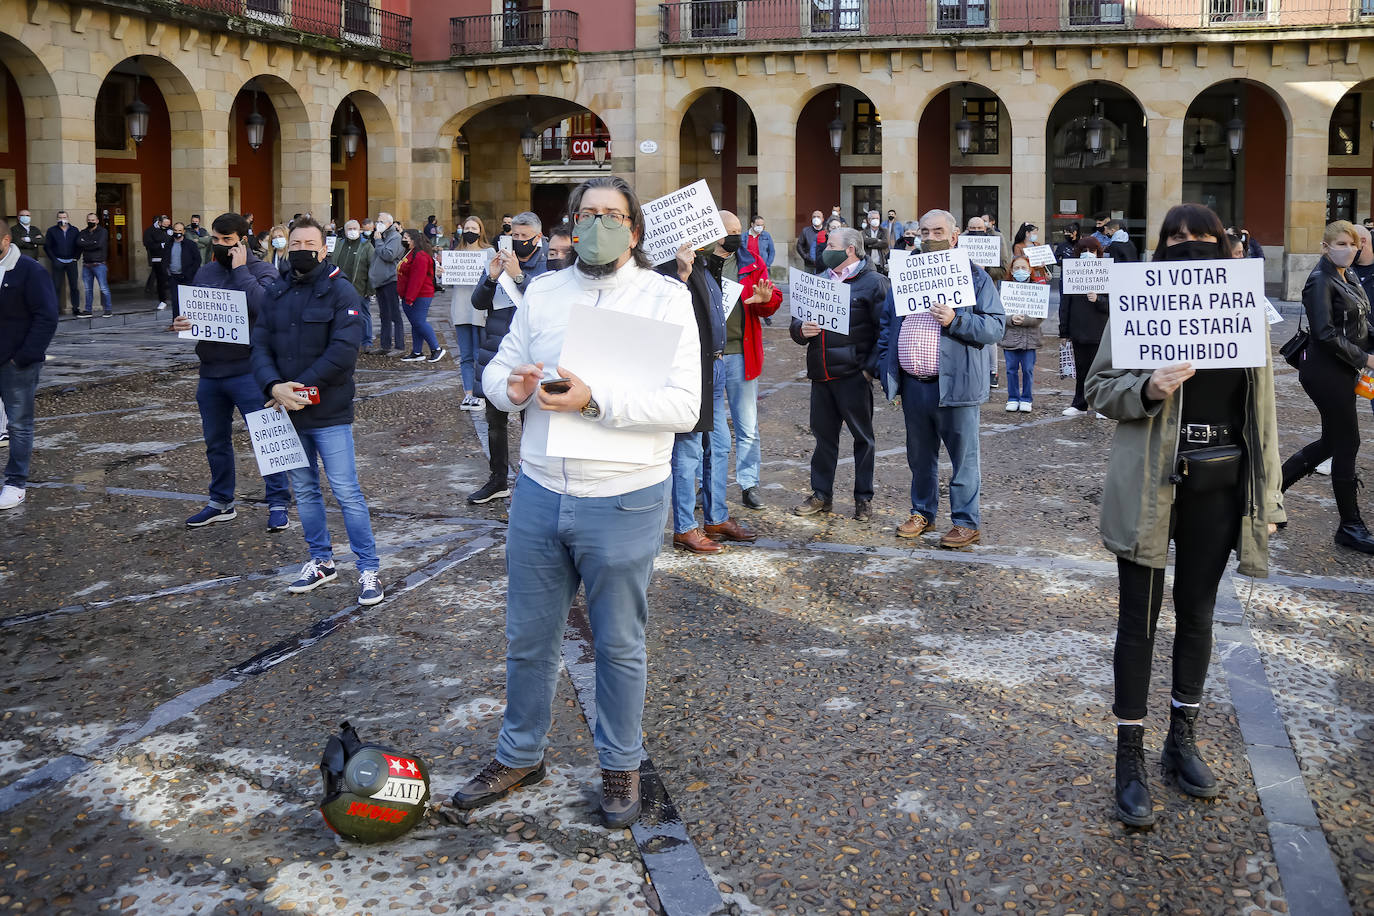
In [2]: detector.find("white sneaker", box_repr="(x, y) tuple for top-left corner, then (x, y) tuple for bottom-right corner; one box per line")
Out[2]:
(1062, 406), (1086, 417)
(1316, 458), (1333, 476)
(157, 301), (167, 311)
(0, 485), (25, 510)
(469, 396), (485, 412)
(1005, 401), (1019, 412)
(1019, 401), (1033, 413)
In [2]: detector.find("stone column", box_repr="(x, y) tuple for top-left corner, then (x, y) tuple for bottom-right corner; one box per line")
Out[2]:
(1282, 86), (1347, 299)
(753, 96), (796, 280)
(1144, 111), (1184, 260)
(1008, 110), (1047, 238)
(463, 119), (530, 221)
(30, 77), (96, 224)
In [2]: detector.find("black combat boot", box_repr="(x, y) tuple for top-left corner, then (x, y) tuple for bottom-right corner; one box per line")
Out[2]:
(1161, 704), (1219, 798)
(1280, 448), (1319, 493)
(1114, 724), (1155, 827)
(1333, 478), (1374, 554)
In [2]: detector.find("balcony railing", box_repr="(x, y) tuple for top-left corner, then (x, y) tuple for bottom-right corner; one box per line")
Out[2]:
(450, 10), (579, 56)
(176, 0), (411, 54)
(659, 0), (1371, 41)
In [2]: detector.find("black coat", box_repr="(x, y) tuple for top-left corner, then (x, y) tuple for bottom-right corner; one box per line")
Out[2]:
(168, 238), (201, 279)
(657, 259), (717, 432)
(1303, 256), (1372, 371)
(789, 261), (890, 382)
(1060, 292), (1110, 345)
(471, 245), (547, 398)
(144, 225), (172, 264)
(77, 226), (109, 263)
(1106, 239), (1138, 263)
(190, 252), (280, 379)
(0, 253), (58, 367)
(251, 261), (364, 430)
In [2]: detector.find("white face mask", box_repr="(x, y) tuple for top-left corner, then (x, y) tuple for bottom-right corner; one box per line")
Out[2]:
(17, 215), (29, 226)
(1080, 251), (1097, 260)
(272, 237), (287, 250)
(59, 218), (68, 225)
(812, 217), (823, 229)
(869, 219), (880, 228)
(345, 229), (360, 241)
(1027, 233), (1038, 244)
(750, 226), (762, 235)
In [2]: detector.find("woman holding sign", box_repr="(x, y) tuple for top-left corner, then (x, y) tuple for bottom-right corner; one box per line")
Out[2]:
(1280, 220), (1374, 553)
(1086, 203), (1284, 828)
(1060, 237), (1110, 417)
(1000, 255), (1044, 412)
(448, 216), (492, 409)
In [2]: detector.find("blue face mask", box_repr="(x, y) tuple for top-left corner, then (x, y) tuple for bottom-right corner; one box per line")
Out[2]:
(1012, 268), (1031, 282)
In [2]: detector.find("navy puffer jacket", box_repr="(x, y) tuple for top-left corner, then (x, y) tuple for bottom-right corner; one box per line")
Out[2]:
(470, 244), (547, 398)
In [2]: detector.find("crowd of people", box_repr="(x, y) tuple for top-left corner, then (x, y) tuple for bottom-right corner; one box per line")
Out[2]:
(0, 177), (1370, 831)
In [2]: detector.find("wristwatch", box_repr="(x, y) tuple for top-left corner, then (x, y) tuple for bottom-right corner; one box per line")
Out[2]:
(580, 396), (601, 420)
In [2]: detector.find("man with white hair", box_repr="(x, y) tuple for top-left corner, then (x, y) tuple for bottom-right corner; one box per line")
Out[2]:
(368, 211), (405, 354)
(876, 209), (1006, 548)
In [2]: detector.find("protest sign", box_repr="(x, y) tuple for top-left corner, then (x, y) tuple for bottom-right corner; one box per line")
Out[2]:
(1061, 256), (1112, 295)
(1265, 299), (1284, 325)
(1024, 244), (1056, 267)
(176, 286), (249, 344)
(1107, 258), (1267, 370)
(721, 277), (744, 321)
(245, 407), (310, 476)
(890, 247), (977, 315)
(957, 234), (1002, 268)
(788, 268), (851, 334)
(326, 236), (337, 254)
(998, 281), (1050, 319)
(441, 249), (492, 286)
(641, 179), (727, 266)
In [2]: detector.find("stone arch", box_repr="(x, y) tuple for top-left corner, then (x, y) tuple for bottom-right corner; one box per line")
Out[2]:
(0, 30), (76, 218)
(794, 84), (883, 239)
(674, 88), (760, 218)
(228, 74), (313, 226)
(914, 81), (1013, 229)
(327, 89), (401, 224)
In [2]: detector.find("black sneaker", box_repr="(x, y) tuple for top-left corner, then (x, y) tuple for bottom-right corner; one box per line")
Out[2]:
(467, 478), (512, 505)
(400, 352), (426, 362)
(425, 347), (447, 363)
(186, 505), (237, 527)
(288, 559), (337, 593)
(741, 486), (765, 510)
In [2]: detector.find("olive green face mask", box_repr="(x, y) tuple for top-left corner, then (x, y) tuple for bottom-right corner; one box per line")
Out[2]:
(572, 216), (633, 266)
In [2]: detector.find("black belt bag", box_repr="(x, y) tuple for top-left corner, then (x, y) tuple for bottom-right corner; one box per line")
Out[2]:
(1173, 424), (1242, 492)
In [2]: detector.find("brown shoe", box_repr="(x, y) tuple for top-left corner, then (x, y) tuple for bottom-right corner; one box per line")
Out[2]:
(673, 528), (723, 553)
(896, 514), (933, 538)
(704, 518), (758, 542)
(939, 525), (981, 549)
(451, 758), (546, 810)
(794, 494), (832, 517)
(601, 768), (642, 828)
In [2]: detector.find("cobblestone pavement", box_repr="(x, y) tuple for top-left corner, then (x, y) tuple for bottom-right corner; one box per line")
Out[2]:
(0, 294), (1370, 916)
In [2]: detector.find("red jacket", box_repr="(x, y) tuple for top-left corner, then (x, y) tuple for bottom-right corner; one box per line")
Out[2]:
(736, 257), (782, 381)
(397, 249), (435, 303)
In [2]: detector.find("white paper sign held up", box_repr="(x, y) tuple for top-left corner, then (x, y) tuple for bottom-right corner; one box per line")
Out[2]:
(998, 281), (1050, 319)
(442, 249), (492, 286)
(641, 180), (727, 267)
(788, 268), (851, 334)
(177, 286), (250, 344)
(245, 407), (311, 476)
(957, 234), (1002, 268)
(1107, 258), (1267, 370)
(721, 278), (744, 321)
(890, 247), (977, 315)
(1061, 257), (1112, 295)
(1024, 244), (1056, 267)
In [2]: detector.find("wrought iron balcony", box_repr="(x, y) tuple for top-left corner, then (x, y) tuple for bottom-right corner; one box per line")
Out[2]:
(450, 10), (579, 57)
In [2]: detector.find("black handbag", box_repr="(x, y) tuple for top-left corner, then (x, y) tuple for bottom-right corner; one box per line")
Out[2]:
(1279, 309), (1308, 369)
(1175, 445), (1243, 492)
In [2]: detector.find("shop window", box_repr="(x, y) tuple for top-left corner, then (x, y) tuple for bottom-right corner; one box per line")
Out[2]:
(1327, 189), (1356, 224)
(1330, 94), (1360, 156)
(964, 99), (999, 156)
(852, 101), (881, 156)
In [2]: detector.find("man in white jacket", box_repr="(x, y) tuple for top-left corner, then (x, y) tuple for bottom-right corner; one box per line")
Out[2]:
(452, 176), (700, 828)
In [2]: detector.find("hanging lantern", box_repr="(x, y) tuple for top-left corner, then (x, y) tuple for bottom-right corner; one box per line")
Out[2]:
(1225, 95), (1244, 157)
(1084, 98), (1105, 156)
(245, 88), (266, 152)
(340, 101), (362, 160)
(955, 97), (973, 155)
(709, 121), (726, 157)
(126, 74), (150, 145)
(592, 137), (608, 166)
(520, 124), (538, 163)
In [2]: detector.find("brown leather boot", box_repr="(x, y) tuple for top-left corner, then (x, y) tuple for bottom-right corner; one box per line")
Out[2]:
(673, 528), (722, 553)
(600, 768), (641, 828)
(896, 514), (932, 538)
(939, 525), (981, 549)
(794, 493), (832, 516)
(451, 758), (546, 810)
(704, 518), (758, 542)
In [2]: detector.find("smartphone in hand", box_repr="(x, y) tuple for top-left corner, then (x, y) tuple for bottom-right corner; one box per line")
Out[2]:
(540, 377), (572, 394)
(498, 236), (513, 253)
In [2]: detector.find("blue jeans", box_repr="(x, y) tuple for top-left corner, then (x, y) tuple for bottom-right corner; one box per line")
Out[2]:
(1004, 348), (1036, 402)
(402, 296), (440, 354)
(718, 353), (762, 489)
(898, 372), (982, 529)
(498, 473), (670, 772)
(454, 324), (482, 393)
(286, 424), (378, 572)
(375, 281), (403, 350)
(196, 373), (291, 510)
(83, 263), (111, 312)
(360, 295), (374, 346)
(0, 360), (41, 487)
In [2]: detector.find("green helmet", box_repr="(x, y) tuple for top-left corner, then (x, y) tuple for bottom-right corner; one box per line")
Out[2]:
(319, 722), (431, 843)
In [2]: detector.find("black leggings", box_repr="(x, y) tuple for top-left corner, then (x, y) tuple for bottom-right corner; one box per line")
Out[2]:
(1112, 483), (1242, 720)
(1286, 347), (1361, 482)
(1071, 340), (1101, 410)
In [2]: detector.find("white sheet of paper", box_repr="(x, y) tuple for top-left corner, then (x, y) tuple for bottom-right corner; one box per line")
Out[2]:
(176, 286), (249, 343)
(721, 278), (744, 321)
(1061, 257), (1112, 295)
(546, 302), (687, 463)
(1108, 258), (1268, 370)
(641, 179), (727, 266)
(1265, 299), (1284, 325)
(890, 247), (977, 315)
(956, 234), (1002, 268)
(325, 236), (338, 254)
(998, 281), (1050, 319)
(496, 272), (525, 310)
(1025, 244), (1057, 267)
(245, 407), (310, 476)
(442, 249), (493, 286)
(788, 268), (852, 335)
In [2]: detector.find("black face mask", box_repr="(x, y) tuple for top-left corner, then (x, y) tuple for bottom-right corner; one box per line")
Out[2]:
(461, 230), (479, 245)
(1160, 240), (1220, 262)
(720, 235), (742, 254)
(288, 249), (319, 275)
(174, 233), (184, 240)
(501, 223), (512, 234)
(512, 237), (538, 259)
(87, 220), (98, 228)
(213, 244), (234, 268)
(545, 257), (567, 271)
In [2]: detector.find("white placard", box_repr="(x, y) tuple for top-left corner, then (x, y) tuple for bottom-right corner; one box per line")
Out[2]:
(788, 268), (851, 334)
(1024, 244), (1057, 267)
(998, 281), (1050, 319)
(1265, 299), (1284, 325)
(176, 286), (249, 344)
(442, 249), (492, 286)
(325, 236), (337, 254)
(546, 302), (686, 463)
(496, 272), (524, 310)
(1061, 257), (1113, 295)
(1107, 258), (1268, 370)
(1059, 199), (1078, 214)
(244, 407), (310, 476)
(890, 248), (977, 315)
(721, 277), (744, 321)
(957, 234), (1003, 268)
(641, 179), (727, 267)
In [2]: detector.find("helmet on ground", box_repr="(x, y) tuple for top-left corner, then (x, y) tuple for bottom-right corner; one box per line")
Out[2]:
(319, 721), (431, 843)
